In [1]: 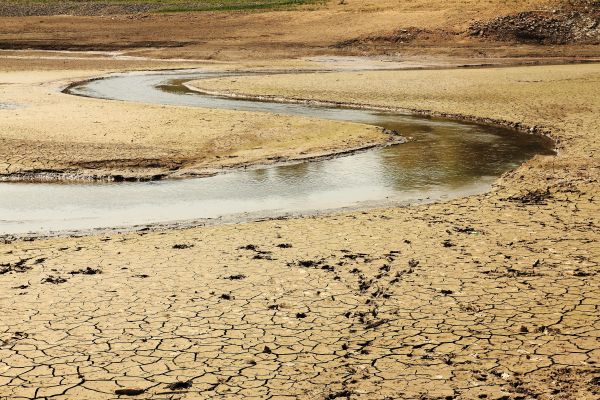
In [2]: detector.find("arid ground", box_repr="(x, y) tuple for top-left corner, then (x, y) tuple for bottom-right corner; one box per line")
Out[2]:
(0, 1), (599, 399)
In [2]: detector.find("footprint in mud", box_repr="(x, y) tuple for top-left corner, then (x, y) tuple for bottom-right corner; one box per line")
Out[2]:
(172, 244), (194, 249)
(223, 274), (246, 280)
(114, 388), (146, 396)
(69, 267), (102, 275)
(41, 276), (67, 284)
(0, 259), (32, 274)
(166, 381), (193, 391)
(238, 244), (275, 260)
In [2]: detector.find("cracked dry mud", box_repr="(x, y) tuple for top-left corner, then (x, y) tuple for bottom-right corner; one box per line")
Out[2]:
(0, 61), (599, 399)
(1, 190), (598, 399)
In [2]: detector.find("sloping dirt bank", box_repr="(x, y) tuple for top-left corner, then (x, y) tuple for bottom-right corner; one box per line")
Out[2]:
(0, 0), (599, 60)
(0, 63), (598, 399)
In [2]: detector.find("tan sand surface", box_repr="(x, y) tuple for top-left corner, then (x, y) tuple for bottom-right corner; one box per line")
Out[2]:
(0, 64), (386, 181)
(0, 62), (598, 399)
(191, 63), (600, 160)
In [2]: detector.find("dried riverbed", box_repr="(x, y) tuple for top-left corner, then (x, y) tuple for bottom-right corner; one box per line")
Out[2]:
(0, 60), (598, 399)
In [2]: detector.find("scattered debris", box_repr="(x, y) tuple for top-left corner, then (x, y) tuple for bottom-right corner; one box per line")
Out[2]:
(0, 259), (31, 274)
(506, 188), (552, 205)
(454, 226), (476, 234)
(326, 390), (353, 399)
(469, 10), (600, 45)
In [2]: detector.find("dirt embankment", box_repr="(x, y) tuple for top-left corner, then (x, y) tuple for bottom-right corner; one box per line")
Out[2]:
(0, 0), (598, 60)
(334, 1), (600, 51)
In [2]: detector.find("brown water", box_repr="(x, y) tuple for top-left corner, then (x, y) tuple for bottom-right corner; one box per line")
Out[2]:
(0, 70), (554, 235)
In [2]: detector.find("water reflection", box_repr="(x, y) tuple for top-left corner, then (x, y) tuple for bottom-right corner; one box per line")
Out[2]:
(0, 71), (555, 234)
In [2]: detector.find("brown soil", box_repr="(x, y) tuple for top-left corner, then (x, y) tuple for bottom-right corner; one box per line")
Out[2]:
(470, 10), (600, 45)
(0, 0), (598, 60)
(0, 1), (156, 16)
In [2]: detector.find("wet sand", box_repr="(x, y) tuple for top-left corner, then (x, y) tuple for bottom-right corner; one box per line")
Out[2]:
(0, 60), (599, 399)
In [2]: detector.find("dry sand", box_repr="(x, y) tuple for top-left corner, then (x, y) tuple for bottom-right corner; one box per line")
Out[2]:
(0, 59), (598, 399)
(0, 61), (389, 181)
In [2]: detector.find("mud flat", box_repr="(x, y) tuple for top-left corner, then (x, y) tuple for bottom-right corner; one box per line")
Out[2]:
(0, 61), (599, 399)
(0, 64), (390, 182)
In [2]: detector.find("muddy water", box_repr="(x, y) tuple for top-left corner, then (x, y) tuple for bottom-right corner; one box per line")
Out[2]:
(0, 70), (554, 234)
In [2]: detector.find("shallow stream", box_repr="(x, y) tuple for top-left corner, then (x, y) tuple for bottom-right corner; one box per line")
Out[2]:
(0, 70), (554, 234)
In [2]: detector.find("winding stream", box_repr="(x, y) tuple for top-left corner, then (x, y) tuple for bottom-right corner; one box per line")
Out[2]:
(0, 70), (554, 235)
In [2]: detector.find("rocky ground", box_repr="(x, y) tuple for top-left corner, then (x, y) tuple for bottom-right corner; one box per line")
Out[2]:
(469, 10), (600, 45)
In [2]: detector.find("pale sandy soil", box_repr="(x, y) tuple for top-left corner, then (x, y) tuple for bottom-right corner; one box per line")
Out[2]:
(0, 60), (389, 181)
(0, 52), (548, 182)
(0, 61), (598, 399)
(191, 63), (600, 157)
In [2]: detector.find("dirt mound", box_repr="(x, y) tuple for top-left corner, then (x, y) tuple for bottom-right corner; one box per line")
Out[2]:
(469, 10), (600, 44)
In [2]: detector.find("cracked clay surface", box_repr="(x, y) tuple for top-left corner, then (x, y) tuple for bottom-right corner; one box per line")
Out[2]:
(0, 62), (599, 399)
(1, 185), (598, 399)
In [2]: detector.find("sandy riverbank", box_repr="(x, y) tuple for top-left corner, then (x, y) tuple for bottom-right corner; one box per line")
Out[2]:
(0, 60), (598, 399)
(0, 59), (394, 182)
